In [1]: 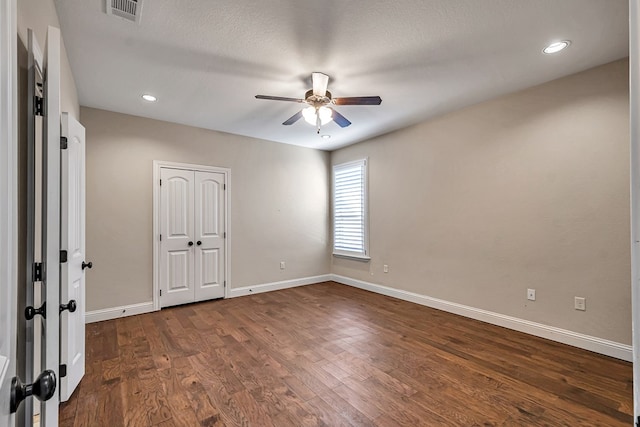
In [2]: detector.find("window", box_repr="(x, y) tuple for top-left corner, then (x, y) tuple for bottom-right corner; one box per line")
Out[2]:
(333, 159), (369, 259)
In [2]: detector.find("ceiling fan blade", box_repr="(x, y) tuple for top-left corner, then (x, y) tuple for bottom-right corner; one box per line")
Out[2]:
(282, 110), (303, 125)
(333, 96), (382, 106)
(255, 95), (305, 103)
(331, 109), (352, 128)
(312, 72), (329, 97)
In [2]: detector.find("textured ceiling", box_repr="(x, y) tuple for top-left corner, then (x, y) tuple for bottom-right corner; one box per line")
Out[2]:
(53, 0), (629, 151)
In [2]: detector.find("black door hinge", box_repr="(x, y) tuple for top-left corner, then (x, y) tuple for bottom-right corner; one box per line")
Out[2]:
(224, 232), (226, 238)
(34, 262), (43, 282)
(159, 179), (162, 186)
(34, 96), (44, 116)
(60, 136), (68, 150)
(60, 250), (68, 263)
(160, 289), (162, 296)
(224, 184), (226, 190)
(59, 364), (67, 378)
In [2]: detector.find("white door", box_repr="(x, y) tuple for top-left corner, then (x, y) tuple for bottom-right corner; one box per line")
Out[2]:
(60, 112), (86, 402)
(194, 171), (225, 301)
(160, 167), (226, 307)
(160, 168), (196, 307)
(41, 25), (62, 427)
(0, 0), (17, 424)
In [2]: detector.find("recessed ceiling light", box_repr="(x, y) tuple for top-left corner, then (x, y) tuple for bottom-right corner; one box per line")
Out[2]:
(141, 94), (157, 102)
(543, 41), (570, 54)
(321, 134), (331, 139)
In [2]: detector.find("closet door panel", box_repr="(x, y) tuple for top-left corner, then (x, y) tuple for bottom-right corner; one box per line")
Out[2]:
(194, 171), (225, 301)
(160, 168), (195, 307)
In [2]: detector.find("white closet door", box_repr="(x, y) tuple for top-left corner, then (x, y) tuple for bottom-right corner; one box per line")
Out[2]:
(194, 171), (225, 301)
(160, 168), (195, 307)
(60, 112), (86, 402)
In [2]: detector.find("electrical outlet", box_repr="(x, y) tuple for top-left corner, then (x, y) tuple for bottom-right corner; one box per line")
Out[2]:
(574, 297), (586, 311)
(383, 265), (389, 273)
(527, 289), (536, 301)
(280, 261), (285, 270)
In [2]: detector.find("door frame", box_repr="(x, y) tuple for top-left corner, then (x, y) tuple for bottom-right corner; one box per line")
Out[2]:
(631, 0), (640, 422)
(0, 0), (17, 423)
(152, 160), (231, 310)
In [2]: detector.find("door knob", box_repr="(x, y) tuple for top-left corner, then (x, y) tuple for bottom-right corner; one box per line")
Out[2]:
(60, 300), (77, 313)
(10, 370), (57, 413)
(25, 302), (46, 320)
(188, 241), (194, 247)
(82, 261), (92, 270)
(196, 241), (202, 246)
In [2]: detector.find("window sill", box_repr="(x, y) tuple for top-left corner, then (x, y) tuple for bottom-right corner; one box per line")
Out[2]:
(332, 252), (371, 262)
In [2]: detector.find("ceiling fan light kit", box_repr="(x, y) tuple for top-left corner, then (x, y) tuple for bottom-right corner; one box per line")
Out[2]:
(303, 106), (332, 126)
(255, 72), (382, 134)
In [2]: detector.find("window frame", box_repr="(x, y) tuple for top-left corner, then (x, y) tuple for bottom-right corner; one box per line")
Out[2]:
(332, 158), (370, 260)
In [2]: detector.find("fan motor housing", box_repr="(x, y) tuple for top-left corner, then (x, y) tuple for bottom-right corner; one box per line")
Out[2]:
(305, 90), (332, 107)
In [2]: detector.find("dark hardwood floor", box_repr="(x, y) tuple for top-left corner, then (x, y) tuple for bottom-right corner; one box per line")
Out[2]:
(60, 281), (633, 426)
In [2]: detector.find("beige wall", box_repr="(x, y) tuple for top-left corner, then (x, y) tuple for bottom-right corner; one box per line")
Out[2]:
(332, 59), (631, 345)
(80, 107), (330, 311)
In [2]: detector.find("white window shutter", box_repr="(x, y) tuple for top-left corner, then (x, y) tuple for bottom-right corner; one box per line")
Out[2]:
(333, 159), (369, 258)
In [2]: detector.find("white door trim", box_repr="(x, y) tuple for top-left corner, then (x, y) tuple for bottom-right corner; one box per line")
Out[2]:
(630, 0), (640, 421)
(0, 0), (17, 424)
(153, 161), (231, 310)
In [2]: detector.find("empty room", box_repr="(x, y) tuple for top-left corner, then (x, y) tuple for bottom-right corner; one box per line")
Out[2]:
(3, 0), (640, 426)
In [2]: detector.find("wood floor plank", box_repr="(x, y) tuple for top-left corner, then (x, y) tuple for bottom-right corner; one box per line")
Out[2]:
(60, 282), (633, 426)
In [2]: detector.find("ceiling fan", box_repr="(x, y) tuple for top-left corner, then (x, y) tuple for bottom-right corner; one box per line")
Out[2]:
(255, 72), (382, 133)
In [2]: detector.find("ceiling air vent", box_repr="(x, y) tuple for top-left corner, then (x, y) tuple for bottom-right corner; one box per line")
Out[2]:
(105, 0), (143, 24)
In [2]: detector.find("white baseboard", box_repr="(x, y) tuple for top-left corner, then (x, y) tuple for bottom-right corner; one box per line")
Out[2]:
(228, 274), (332, 298)
(85, 301), (155, 324)
(85, 275), (332, 323)
(331, 274), (632, 362)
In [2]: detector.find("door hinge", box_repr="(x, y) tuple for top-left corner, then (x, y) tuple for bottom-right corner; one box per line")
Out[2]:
(159, 179), (162, 186)
(159, 234), (162, 241)
(59, 364), (67, 378)
(34, 95), (44, 116)
(33, 262), (43, 282)
(60, 136), (68, 150)
(60, 250), (68, 263)
(160, 289), (162, 296)
(224, 184), (226, 190)
(224, 281), (226, 287)
(224, 232), (226, 238)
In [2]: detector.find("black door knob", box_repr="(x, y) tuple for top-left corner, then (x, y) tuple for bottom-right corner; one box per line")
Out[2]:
(10, 370), (57, 413)
(196, 241), (202, 246)
(25, 302), (46, 320)
(188, 241), (194, 246)
(82, 261), (92, 270)
(60, 300), (77, 313)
